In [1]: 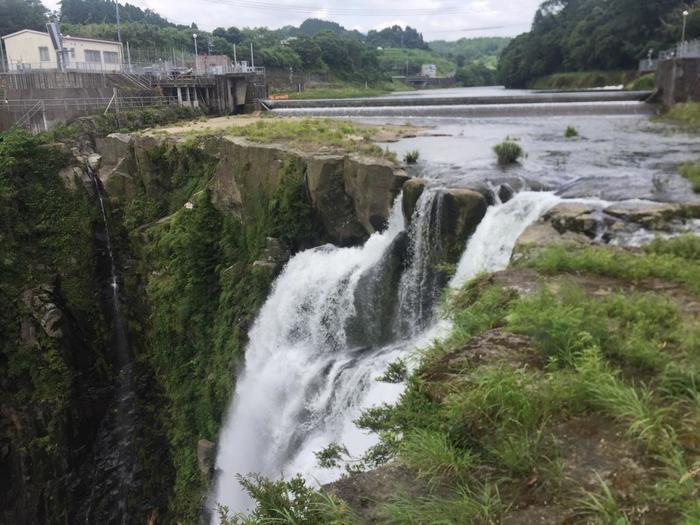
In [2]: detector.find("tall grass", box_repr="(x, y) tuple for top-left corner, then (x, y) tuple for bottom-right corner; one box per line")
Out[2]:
(493, 140), (523, 165)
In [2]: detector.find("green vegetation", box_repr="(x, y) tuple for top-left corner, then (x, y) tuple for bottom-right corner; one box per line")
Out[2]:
(665, 102), (700, 128)
(455, 62), (497, 87)
(679, 162), (700, 193)
(176, 118), (400, 161)
(404, 150), (420, 164)
(0, 129), (106, 514)
(327, 235), (700, 523)
(625, 72), (656, 91)
(565, 126), (579, 138)
(218, 475), (358, 525)
(522, 240), (700, 294)
(120, 139), (323, 520)
(0, 0), (47, 36)
(530, 70), (630, 90)
(493, 140), (523, 165)
(498, 0), (697, 88)
(377, 48), (455, 77)
(429, 37), (511, 70)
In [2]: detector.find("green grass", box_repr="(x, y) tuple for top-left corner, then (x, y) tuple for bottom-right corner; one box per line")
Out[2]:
(531, 70), (632, 90)
(625, 72), (656, 91)
(565, 125), (579, 138)
(665, 102), (700, 128)
(521, 242), (700, 294)
(404, 149), (420, 164)
(338, 235), (700, 523)
(493, 140), (523, 165)
(195, 118), (398, 161)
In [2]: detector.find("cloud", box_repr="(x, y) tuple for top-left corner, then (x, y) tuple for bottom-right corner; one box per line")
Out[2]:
(45, 0), (541, 39)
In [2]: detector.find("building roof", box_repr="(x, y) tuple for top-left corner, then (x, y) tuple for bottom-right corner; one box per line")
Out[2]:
(2, 28), (122, 47)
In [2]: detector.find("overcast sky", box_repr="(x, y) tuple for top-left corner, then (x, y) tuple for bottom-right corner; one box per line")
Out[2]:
(42, 0), (542, 40)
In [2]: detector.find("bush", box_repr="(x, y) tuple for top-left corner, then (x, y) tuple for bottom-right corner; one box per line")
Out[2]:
(565, 126), (579, 138)
(493, 140), (523, 165)
(679, 161), (700, 193)
(404, 149), (420, 164)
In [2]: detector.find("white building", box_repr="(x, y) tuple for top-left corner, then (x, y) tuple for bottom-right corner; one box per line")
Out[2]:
(2, 29), (123, 72)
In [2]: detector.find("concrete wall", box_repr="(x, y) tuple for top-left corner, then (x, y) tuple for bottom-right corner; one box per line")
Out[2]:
(656, 58), (700, 106)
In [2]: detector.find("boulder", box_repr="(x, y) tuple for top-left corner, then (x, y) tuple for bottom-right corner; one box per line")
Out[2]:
(95, 133), (132, 165)
(87, 153), (102, 172)
(544, 202), (600, 237)
(603, 201), (698, 228)
(439, 188), (488, 262)
(401, 177), (426, 224)
(99, 158), (137, 201)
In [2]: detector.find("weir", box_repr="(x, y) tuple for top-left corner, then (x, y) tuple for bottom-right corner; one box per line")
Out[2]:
(211, 187), (561, 518)
(263, 90), (653, 110)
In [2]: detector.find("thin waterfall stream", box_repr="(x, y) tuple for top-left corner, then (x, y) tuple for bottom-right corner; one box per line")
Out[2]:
(82, 165), (137, 524)
(211, 188), (561, 518)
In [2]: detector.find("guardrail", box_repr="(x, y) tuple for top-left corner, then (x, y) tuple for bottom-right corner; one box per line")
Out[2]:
(2, 96), (177, 112)
(1, 59), (266, 77)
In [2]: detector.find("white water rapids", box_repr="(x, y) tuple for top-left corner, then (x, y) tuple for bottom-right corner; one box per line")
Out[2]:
(211, 190), (560, 518)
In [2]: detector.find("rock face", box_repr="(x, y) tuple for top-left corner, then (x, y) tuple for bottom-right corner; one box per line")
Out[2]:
(401, 177), (426, 224)
(439, 188), (489, 262)
(98, 134), (410, 248)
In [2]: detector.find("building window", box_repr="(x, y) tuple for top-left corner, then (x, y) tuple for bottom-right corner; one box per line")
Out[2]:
(85, 50), (101, 63)
(69, 48), (75, 58)
(39, 46), (50, 61)
(103, 51), (119, 64)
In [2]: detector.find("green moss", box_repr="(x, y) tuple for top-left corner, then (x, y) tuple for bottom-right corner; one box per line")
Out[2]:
(124, 145), (322, 520)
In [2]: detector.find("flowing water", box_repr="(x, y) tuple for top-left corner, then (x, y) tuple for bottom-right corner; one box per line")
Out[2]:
(211, 188), (560, 517)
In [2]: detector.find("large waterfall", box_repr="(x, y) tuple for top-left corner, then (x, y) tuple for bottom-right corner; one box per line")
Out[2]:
(211, 189), (559, 517)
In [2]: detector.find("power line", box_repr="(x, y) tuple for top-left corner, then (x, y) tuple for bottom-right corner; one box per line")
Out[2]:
(430, 23), (530, 33)
(197, 0), (470, 16)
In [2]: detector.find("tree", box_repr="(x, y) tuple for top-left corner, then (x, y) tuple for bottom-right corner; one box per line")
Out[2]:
(0, 0), (48, 36)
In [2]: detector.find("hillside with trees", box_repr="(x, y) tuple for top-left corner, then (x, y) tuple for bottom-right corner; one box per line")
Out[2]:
(498, 0), (700, 88)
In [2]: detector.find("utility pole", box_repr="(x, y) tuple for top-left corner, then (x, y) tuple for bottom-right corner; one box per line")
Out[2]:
(115, 0), (122, 43)
(681, 10), (689, 57)
(250, 42), (255, 68)
(193, 33), (198, 74)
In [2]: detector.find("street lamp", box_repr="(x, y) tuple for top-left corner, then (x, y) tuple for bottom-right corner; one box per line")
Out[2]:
(681, 10), (689, 57)
(192, 33), (198, 73)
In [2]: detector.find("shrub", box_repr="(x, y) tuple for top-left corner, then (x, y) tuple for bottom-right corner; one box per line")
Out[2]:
(404, 149), (420, 164)
(565, 126), (579, 138)
(679, 161), (700, 193)
(493, 140), (523, 165)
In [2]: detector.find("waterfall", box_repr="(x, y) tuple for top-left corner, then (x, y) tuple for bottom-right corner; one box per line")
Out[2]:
(395, 190), (446, 337)
(211, 189), (560, 519)
(450, 191), (561, 288)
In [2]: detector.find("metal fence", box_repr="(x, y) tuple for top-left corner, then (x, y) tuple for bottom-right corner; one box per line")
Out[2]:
(1, 58), (266, 77)
(3, 95), (177, 114)
(659, 39), (700, 60)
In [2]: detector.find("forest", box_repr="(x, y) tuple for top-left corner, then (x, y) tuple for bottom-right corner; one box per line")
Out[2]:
(498, 0), (700, 88)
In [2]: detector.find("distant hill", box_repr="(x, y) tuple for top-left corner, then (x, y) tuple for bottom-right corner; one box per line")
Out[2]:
(498, 0), (700, 88)
(429, 37), (511, 69)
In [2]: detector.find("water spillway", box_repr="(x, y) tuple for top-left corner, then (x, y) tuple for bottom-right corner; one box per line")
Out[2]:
(263, 90), (653, 110)
(211, 188), (561, 517)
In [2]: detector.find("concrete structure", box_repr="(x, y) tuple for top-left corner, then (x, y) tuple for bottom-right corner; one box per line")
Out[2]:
(420, 64), (437, 78)
(656, 58), (700, 106)
(2, 29), (123, 73)
(196, 54), (231, 75)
